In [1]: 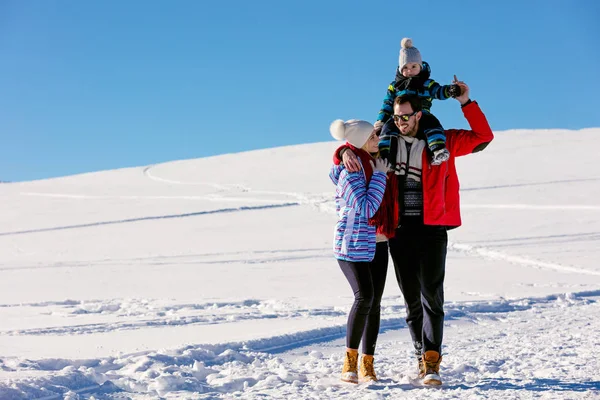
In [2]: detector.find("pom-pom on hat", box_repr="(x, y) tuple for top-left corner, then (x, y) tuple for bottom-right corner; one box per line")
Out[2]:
(399, 37), (422, 70)
(330, 119), (374, 149)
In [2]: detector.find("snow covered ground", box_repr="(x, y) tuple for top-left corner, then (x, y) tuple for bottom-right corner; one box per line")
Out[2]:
(0, 127), (599, 399)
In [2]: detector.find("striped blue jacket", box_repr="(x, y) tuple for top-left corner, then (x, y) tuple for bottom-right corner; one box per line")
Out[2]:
(329, 161), (387, 262)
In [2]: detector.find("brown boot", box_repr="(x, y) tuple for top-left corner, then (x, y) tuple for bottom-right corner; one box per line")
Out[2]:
(341, 349), (358, 383)
(359, 354), (377, 382)
(421, 350), (442, 386)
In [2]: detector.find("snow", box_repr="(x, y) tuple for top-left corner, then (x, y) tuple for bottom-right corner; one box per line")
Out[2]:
(0, 127), (599, 399)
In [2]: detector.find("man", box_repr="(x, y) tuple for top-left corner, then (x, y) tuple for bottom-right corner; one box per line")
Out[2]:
(332, 81), (493, 385)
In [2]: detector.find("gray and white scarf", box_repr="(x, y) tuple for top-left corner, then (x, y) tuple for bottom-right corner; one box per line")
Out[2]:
(395, 136), (426, 182)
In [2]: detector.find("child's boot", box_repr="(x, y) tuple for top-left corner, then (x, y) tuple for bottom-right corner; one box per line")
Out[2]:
(431, 148), (450, 165)
(341, 349), (359, 383)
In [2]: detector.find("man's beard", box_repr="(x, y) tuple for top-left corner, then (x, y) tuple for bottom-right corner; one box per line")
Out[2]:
(399, 123), (417, 137)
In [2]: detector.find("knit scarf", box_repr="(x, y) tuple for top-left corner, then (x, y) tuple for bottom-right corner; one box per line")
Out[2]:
(396, 136), (426, 182)
(370, 135), (426, 238)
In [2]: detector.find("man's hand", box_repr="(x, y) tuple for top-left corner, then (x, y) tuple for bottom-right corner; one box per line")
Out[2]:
(342, 149), (361, 172)
(374, 120), (384, 129)
(453, 75), (470, 105)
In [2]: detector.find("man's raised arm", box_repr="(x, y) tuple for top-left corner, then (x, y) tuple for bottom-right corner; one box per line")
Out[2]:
(448, 80), (494, 157)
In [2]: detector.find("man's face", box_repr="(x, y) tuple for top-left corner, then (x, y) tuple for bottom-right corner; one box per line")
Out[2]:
(393, 102), (421, 137)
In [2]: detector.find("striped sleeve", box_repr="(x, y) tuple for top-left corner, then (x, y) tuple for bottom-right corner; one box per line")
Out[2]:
(376, 82), (397, 123)
(426, 79), (453, 101)
(329, 164), (344, 185)
(378, 121), (399, 166)
(338, 169), (387, 218)
(421, 113), (446, 148)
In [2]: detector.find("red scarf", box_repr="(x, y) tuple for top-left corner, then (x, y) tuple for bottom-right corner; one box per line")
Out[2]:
(346, 143), (374, 182)
(371, 173), (399, 239)
(346, 144), (399, 239)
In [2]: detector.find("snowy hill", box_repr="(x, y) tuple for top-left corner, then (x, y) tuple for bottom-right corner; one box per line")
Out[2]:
(0, 128), (599, 399)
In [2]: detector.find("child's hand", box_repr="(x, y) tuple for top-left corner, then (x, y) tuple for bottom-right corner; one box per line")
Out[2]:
(453, 75), (470, 105)
(448, 85), (462, 98)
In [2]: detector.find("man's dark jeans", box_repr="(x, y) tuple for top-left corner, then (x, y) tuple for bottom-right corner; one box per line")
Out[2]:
(389, 224), (448, 355)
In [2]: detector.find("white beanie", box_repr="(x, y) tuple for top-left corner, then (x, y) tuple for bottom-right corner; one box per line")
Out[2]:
(330, 119), (374, 149)
(399, 37), (422, 70)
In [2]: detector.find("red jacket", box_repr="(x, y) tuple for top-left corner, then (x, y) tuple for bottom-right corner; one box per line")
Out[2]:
(334, 101), (493, 228)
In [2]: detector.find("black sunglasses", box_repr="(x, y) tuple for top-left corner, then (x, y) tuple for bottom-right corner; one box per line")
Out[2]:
(392, 111), (417, 122)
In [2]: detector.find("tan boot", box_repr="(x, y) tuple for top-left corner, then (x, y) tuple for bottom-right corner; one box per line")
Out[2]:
(421, 350), (442, 386)
(359, 354), (377, 382)
(341, 349), (359, 383)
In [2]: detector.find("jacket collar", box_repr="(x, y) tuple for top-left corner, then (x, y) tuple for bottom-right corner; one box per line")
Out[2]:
(395, 61), (432, 85)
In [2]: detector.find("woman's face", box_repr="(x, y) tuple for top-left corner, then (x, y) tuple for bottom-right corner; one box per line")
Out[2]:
(363, 130), (379, 154)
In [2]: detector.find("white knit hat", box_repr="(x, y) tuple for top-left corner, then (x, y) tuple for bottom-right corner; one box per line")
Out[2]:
(329, 119), (374, 149)
(399, 38), (422, 70)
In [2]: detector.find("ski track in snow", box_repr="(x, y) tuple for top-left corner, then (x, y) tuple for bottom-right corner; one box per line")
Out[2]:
(13, 165), (600, 239)
(27, 166), (600, 212)
(0, 292), (598, 399)
(0, 203), (300, 238)
(460, 176), (600, 191)
(143, 166), (237, 191)
(0, 297), (349, 336)
(448, 243), (600, 277)
(20, 191), (299, 205)
(0, 248), (332, 271)
(2, 239), (594, 279)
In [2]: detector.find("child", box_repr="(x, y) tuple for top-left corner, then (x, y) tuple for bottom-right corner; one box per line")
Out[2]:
(329, 119), (390, 383)
(376, 38), (461, 166)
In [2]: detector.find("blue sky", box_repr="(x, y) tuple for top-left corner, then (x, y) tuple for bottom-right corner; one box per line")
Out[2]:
(1, 0), (599, 182)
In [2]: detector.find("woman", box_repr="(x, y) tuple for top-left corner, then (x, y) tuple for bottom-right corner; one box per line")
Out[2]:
(329, 119), (390, 383)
